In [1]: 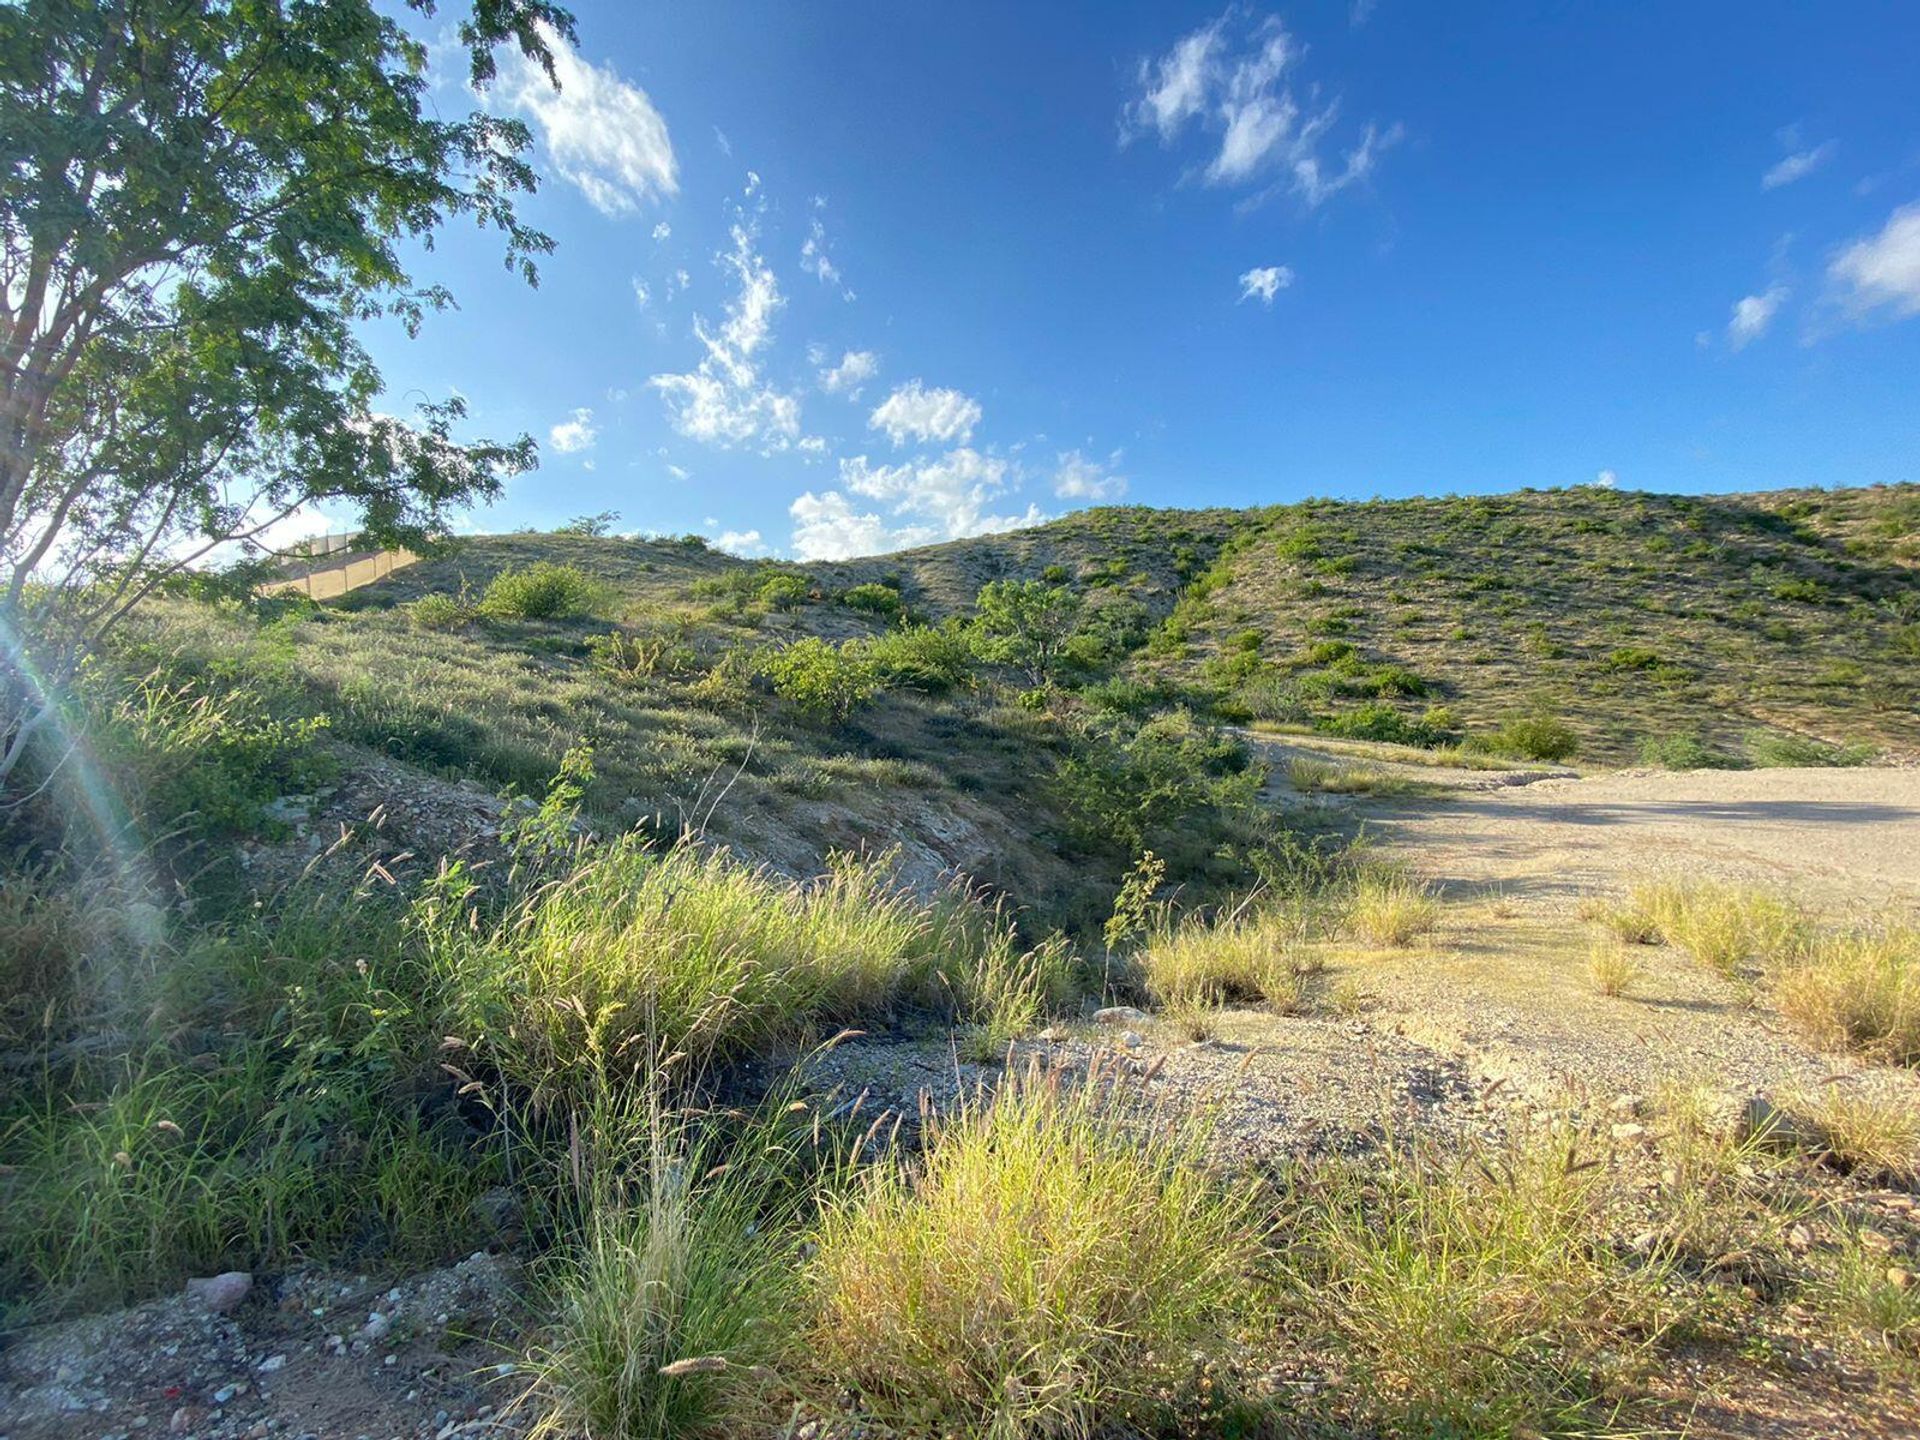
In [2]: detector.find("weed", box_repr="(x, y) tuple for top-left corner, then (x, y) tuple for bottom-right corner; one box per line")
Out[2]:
(806, 1063), (1258, 1436)
(1638, 880), (1810, 975)
(480, 562), (605, 620)
(1345, 870), (1441, 947)
(1745, 730), (1876, 768)
(1780, 1086), (1919, 1185)
(1773, 923), (1919, 1064)
(1587, 936), (1641, 997)
(1139, 907), (1314, 1012)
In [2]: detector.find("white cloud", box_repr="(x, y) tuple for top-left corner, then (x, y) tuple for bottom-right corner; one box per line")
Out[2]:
(548, 407), (597, 453)
(1124, 12), (1400, 205)
(714, 528), (766, 556)
(1726, 284), (1788, 349)
(801, 204), (855, 300)
(1592, 469), (1619, 489)
(652, 221), (672, 241)
(868, 380), (982, 447)
(1052, 449), (1128, 501)
(1238, 264), (1296, 304)
(631, 277), (650, 307)
(1828, 202), (1920, 321)
(502, 23), (676, 217)
(649, 222), (809, 451)
(818, 349), (880, 398)
(790, 448), (1043, 560)
(1762, 136), (1836, 191)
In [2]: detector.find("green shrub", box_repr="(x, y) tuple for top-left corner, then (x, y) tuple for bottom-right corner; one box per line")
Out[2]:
(865, 624), (974, 693)
(1473, 713), (1579, 762)
(839, 581), (902, 617)
(479, 562), (603, 620)
(1639, 734), (1741, 770)
(758, 572), (811, 610)
(765, 637), (881, 722)
(1744, 730), (1875, 768)
(1316, 702), (1449, 747)
(408, 592), (470, 629)
(1053, 711), (1260, 859)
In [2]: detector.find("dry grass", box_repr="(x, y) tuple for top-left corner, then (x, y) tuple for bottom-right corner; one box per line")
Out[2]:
(1138, 906), (1318, 1012)
(1586, 936), (1641, 997)
(1773, 924), (1920, 1065)
(1345, 870), (1441, 947)
(1782, 1086), (1920, 1186)
(806, 1061), (1258, 1437)
(1637, 880), (1810, 975)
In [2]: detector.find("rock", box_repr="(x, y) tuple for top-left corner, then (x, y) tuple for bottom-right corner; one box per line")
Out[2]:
(1609, 1122), (1646, 1141)
(257, 1354), (287, 1373)
(184, 1271), (253, 1313)
(1889, 1268), (1913, 1290)
(1093, 1006), (1148, 1026)
(1120, 1030), (1145, 1050)
(361, 1311), (391, 1342)
(1736, 1095), (1812, 1152)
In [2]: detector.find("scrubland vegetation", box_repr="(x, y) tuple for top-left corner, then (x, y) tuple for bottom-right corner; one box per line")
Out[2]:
(5, 486), (1919, 1437)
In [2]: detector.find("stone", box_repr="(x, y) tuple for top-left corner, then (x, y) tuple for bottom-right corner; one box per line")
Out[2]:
(256, 1355), (287, 1374)
(1120, 1030), (1145, 1049)
(1609, 1122), (1646, 1141)
(1889, 1268), (1913, 1290)
(184, 1272), (253, 1313)
(1092, 1006), (1148, 1026)
(361, 1312), (391, 1342)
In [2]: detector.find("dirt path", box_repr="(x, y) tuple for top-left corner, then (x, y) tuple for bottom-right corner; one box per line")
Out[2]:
(1357, 765), (1920, 914)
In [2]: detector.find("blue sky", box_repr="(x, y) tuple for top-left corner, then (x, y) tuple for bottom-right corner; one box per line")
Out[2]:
(360, 2), (1920, 559)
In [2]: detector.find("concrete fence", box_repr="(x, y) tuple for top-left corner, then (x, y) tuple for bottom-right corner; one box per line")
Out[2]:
(261, 546), (420, 600)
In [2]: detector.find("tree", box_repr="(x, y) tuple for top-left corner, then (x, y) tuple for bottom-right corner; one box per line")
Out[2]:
(973, 578), (1082, 685)
(0, 0), (574, 785)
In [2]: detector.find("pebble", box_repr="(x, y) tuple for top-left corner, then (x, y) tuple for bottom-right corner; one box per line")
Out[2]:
(257, 1355), (288, 1373)
(1093, 1005), (1149, 1026)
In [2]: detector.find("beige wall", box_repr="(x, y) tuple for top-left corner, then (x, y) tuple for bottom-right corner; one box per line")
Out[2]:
(261, 547), (419, 600)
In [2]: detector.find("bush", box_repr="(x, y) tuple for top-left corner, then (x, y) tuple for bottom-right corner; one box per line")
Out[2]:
(408, 592), (470, 630)
(1744, 730), (1876, 768)
(757, 572), (811, 610)
(1316, 702), (1449, 747)
(765, 637), (881, 722)
(1639, 733), (1741, 770)
(865, 624), (974, 693)
(1474, 713), (1579, 762)
(839, 581), (902, 617)
(807, 1067), (1258, 1436)
(479, 562), (603, 620)
(1052, 711), (1260, 860)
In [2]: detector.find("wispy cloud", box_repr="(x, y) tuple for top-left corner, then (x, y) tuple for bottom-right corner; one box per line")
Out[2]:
(1123, 10), (1400, 206)
(502, 23), (676, 217)
(649, 203), (808, 452)
(1762, 130), (1836, 190)
(1828, 201), (1920, 321)
(801, 198), (856, 300)
(1726, 284), (1789, 349)
(1239, 264), (1296, 304)
(868, 380), (983, 447)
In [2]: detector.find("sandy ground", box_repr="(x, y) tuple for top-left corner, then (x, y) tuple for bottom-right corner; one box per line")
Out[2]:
(1359, 764), (1920, 914)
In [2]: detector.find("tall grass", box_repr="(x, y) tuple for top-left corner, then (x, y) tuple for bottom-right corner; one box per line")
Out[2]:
(520, 1075), (814, 1440)
(1773, 924), (1919, 1065)
(1277, 1123), (1674, 1435)
(806, 1061), (1259, 1437)
(1345, 869), (1441, 947)
(1637, 879), (1810, 974)
(425, 842), (1049, 1106)
(1138, 905), (1318, 1012)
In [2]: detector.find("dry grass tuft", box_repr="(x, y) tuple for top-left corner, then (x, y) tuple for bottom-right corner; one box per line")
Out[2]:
(1138, 906), (1317, 1013)
(1781, 1085), (1920, 1186)
(1346, 870), (1442, 948)
(1586, 936), (1641, 997)
(1773, 924), (1920, 1065)
(1637, 880), (1810, 975)
(806, 1062), (1258, 1436)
